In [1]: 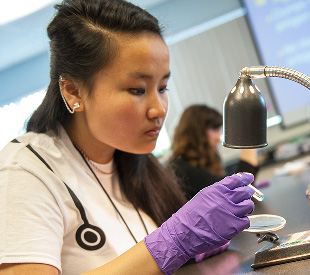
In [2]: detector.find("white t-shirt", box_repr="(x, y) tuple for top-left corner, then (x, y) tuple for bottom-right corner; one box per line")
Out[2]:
(0, 127), (158, 274)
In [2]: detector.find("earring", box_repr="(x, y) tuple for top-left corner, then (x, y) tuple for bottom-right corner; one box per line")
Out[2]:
(59, 76), (80, 114)
(72, 103), (80, 113)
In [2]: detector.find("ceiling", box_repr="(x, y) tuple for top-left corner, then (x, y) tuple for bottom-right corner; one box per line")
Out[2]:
(128, 0), (172, 8)
(0, 0), (171, 26)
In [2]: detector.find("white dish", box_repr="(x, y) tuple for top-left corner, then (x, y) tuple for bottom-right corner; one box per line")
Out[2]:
(244, 214), (286, 233)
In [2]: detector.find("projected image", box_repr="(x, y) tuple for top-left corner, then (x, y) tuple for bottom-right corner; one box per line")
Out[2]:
(243, 0), (310, 127)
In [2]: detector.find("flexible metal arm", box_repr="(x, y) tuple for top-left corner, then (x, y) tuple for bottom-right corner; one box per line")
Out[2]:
(240, 66), (310, 90)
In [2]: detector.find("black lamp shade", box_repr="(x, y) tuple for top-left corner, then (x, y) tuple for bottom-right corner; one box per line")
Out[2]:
(222, 76), (268, 149)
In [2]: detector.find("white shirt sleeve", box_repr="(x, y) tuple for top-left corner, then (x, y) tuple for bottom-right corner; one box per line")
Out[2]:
(0, 164), (64, 272)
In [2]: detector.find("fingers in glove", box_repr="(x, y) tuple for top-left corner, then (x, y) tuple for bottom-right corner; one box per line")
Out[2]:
(202, 186), (254, 215)
(214, 184), (255, 204)
(227, 186), (255, 203)
(207, 206), (251, 239)
(207, 190), (255, 217)
(219, 173), (254, 190)
(226, 199), (255, 217)
(224, 216), (251, 239)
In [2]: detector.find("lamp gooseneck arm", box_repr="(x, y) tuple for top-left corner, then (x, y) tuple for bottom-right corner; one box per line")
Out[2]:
(240, 66), (310, 90)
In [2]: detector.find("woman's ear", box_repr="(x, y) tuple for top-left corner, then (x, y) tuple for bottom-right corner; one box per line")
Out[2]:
(59, 76), (85, 112)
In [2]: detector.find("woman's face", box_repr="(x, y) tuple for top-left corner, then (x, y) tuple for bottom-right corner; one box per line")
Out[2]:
(206, 127), (221, 150)
(74, 32), (170, 161)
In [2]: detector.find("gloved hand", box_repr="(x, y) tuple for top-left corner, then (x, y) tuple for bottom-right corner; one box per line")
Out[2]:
(194, 241), (230, 262)
(144, 173), (255, 275)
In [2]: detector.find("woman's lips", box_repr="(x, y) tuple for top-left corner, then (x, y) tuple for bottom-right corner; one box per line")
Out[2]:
(145, 128), (160, 138)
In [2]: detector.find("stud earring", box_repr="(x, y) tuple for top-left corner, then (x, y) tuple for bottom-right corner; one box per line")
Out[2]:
(72, 103), (80, 113)
(59, 89), (77, 114)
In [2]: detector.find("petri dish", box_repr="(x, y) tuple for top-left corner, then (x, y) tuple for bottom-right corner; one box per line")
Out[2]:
(244, 214), (286, 233)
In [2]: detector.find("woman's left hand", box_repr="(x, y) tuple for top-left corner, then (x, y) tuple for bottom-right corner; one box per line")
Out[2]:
(194, 241), (230, 262)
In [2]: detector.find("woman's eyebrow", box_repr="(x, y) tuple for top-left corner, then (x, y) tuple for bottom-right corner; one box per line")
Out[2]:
(163, 72), (171, 79)
(128, 71), (171, 80)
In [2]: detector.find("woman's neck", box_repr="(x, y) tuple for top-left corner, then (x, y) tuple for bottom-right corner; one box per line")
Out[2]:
(63, 120), (115, 164)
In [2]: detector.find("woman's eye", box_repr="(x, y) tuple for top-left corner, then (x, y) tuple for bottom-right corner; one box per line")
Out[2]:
(159, 86), (169, 93)
(128, 87), (168, 95)
(128, 88), (145, 95)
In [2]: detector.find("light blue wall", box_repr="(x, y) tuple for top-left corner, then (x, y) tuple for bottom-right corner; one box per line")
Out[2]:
(0, 4), (54, 106)
(150, 0), (242, 38)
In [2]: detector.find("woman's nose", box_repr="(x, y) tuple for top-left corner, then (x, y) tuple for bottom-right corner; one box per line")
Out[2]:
(147, 93), (167, 120)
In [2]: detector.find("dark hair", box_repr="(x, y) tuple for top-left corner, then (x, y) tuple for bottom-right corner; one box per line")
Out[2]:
(26, 0), (186, 225)
(170, 104), (224, 176)
(27, 0), (163, 134)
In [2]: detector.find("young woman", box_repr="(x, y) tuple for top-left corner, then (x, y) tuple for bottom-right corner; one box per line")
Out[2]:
(0, 1), (255, 274)
(170, 104), (259, 200)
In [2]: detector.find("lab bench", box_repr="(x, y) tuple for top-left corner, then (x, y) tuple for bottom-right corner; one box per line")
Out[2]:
(175, 162), (310, 275)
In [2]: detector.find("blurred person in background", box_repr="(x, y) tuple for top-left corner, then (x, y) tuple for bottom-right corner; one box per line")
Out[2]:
(169, 104), (259, 200)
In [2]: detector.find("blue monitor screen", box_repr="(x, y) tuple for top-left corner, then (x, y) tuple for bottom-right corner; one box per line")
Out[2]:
(242, 0), (310, 127)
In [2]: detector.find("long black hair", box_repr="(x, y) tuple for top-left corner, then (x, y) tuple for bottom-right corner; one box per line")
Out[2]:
(26, 0), (187, 226)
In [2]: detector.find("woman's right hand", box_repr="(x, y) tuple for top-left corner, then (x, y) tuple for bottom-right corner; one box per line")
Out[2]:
(144, 173), (255, 275)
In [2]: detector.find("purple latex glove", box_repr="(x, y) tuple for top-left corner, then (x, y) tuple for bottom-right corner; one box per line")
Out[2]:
(194, 241), (230, 262)
(144, 173), (255, 275)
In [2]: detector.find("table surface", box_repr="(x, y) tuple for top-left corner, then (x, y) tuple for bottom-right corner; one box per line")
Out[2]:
(174, 161), (310, 275)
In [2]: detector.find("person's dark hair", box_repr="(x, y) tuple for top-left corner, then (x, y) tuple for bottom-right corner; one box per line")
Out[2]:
(27, 0), (163, 134)
(26, 0), (186, 225)
(170, 104), (224, 176)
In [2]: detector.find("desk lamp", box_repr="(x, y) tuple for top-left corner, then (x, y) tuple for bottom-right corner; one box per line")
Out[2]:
(222, 66), (310, 268)
(222, 66), (310, 149)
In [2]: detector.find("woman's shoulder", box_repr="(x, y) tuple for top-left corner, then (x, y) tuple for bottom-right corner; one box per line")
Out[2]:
(0, 131), (49, 164)
(0, 128), (72, 174)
